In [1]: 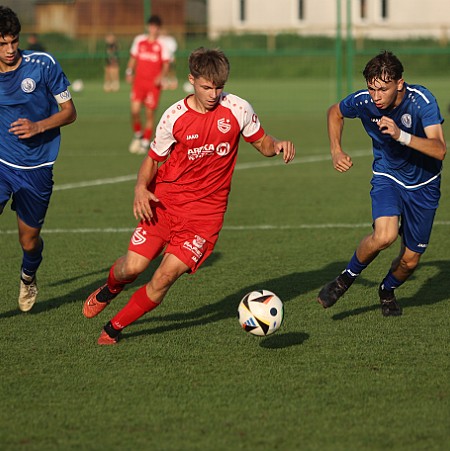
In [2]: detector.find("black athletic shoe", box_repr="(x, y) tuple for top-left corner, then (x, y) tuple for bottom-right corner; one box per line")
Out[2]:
(379, 284), (402, 317)
(317, 275), (350, 308)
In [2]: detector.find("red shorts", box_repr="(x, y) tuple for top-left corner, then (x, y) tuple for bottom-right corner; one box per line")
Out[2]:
(131, 82), (161, 109)
(128, 207), (222, 274)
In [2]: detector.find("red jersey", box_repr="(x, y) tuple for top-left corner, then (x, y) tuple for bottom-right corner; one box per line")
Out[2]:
(149, 93), (265, 220)
(130, 34), (169, 84)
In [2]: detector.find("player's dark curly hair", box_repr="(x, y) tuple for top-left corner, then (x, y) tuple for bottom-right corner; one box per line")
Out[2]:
(363, 50), (404, 83)
(189, 47), (230, 87)
(0, 6), (21, 38)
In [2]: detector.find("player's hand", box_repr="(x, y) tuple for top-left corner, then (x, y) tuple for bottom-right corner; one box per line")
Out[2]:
(9, 118), (41, 139)
(378, 116), (400, 140)
(133, 186), (160, 222)
(275, 140), (296, 163)
(332, 149), (353, 172)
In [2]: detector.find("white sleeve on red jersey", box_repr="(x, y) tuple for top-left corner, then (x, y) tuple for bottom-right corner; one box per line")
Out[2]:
(221, 93), (264, 142)
(149, 100), (188, 161)
(130, 34), (147, 57)
(158, 36), (176, 62)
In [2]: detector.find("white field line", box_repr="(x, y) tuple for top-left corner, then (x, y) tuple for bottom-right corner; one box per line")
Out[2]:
(1, 222), (450, 235)
(54, 150), (372, 191)
(1, 149), (447, 234)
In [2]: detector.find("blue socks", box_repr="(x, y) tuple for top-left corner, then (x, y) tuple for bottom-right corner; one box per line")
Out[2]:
(380, 271), (403, 292)
(343, 252), (368, 279)
(21, 239), (44, 279)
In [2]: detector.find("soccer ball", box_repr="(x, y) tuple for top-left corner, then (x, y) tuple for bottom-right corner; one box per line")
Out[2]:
(238, 290), (284, 336)
(71, 79), (84, 93)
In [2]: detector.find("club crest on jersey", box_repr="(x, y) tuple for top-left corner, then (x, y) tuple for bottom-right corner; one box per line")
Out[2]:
(21, 78), (36, 93)
(401, 114), (412, 129)
(131, 227), (146, 245)
(217, 118), (231, 134)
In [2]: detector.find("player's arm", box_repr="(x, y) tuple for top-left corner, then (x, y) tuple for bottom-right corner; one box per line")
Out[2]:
(133, 155), (160, 222)
(328, 103), (353, 172)
(125, 55), (137, 82)
(378, 116), (446, 161)
(251, 134), (295, 163)
(156, 61), (170, 87)
(8, 99), (77, 139)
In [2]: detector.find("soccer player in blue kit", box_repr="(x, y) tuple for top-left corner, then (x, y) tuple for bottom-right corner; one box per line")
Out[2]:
(317, 51), (446, 316)
(0, 6), (77, 311)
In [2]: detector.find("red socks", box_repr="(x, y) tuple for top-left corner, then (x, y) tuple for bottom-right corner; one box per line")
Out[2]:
(110, 285), (160, 330)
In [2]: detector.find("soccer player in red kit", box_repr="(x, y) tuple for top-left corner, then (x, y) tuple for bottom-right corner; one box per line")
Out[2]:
(126, 15), (170, 154)
(83, 47), (296, 345)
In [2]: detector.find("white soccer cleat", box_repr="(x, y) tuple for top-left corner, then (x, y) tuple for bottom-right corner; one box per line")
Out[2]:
(129, 137), (143, 154)
(18, 275), (38, 312)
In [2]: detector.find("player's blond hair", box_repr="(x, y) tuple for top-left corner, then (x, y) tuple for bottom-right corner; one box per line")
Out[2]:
(188, 47), (230, 87)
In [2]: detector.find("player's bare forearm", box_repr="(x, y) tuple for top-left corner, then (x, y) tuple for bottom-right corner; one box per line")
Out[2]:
(327, 103), (352, 172)
(133, 156), (160, 221)
(378, 117), (446, 161)
(253, 134), (296, 163)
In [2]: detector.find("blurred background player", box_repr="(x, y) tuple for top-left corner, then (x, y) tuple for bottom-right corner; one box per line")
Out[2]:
(0, 6), (77, 311)
(317, 50), (446, 316)
(126, 15), (169, 154)
(82, 47), (296, 345)
(103, 33), (120, 92)
(26, 32), (45, 52)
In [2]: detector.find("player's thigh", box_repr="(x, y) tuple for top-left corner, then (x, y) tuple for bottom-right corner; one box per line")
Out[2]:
(370, 177), (402, 220)
(373, 215), (400, 246)
(151, 252), (190, 288)
(12, 167), (53, 229)
(401, 186), (439, 254)
(165, 218), (220, 274)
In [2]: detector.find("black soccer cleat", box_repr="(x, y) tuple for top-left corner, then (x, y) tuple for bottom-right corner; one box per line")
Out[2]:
(378, 284), (402, 317)
(317, 275), (350, 308)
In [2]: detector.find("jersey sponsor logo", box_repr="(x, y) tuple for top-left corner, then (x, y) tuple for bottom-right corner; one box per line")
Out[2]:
(186, 134), (199, 140)
(401, 114), (412, 129)
(131, 227), (147, 245)
(187, 142), (231, 160)
(215, 142), (231, 156)
(183, 235), (206, 262)
(21, 78), (36, 93)
(217, 118), (231, 134)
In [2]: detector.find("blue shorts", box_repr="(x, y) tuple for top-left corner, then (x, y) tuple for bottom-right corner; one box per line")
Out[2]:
(370, 176), (440, 254)
(0, 162), (54, 229)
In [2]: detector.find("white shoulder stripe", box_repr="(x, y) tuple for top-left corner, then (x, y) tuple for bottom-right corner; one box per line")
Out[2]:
(354, 90), (369, 98)
(406, 86), (430, 104)
(24, 52), (56, 65)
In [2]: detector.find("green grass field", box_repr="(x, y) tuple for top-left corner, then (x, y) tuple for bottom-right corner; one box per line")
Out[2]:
(1, 78), (449, 450)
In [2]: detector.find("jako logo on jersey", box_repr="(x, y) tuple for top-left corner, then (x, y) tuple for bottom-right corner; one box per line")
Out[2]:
(217, 118), (231, 133)
(187, 134), (199, 140)
(21, 78), (36, 93)
(401, 114), (412, 129)
(131, 227), (147, 245)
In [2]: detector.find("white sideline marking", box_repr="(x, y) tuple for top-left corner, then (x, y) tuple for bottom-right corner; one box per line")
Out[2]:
(1, 221), (449, 235)
(53, 150), (372, 191)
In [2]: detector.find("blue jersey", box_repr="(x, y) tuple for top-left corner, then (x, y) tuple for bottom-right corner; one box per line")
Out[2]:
(340, 83), (443, 189)
(0, 50), (71, 169)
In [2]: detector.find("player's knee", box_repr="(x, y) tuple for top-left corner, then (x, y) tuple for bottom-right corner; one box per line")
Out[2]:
(151, 267), (179, 291)
(373, 231), (398, 250)
(399, 255), (420, 273)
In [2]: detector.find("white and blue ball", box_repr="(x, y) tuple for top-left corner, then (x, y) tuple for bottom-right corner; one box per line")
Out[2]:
(238, 290), (284, 336)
